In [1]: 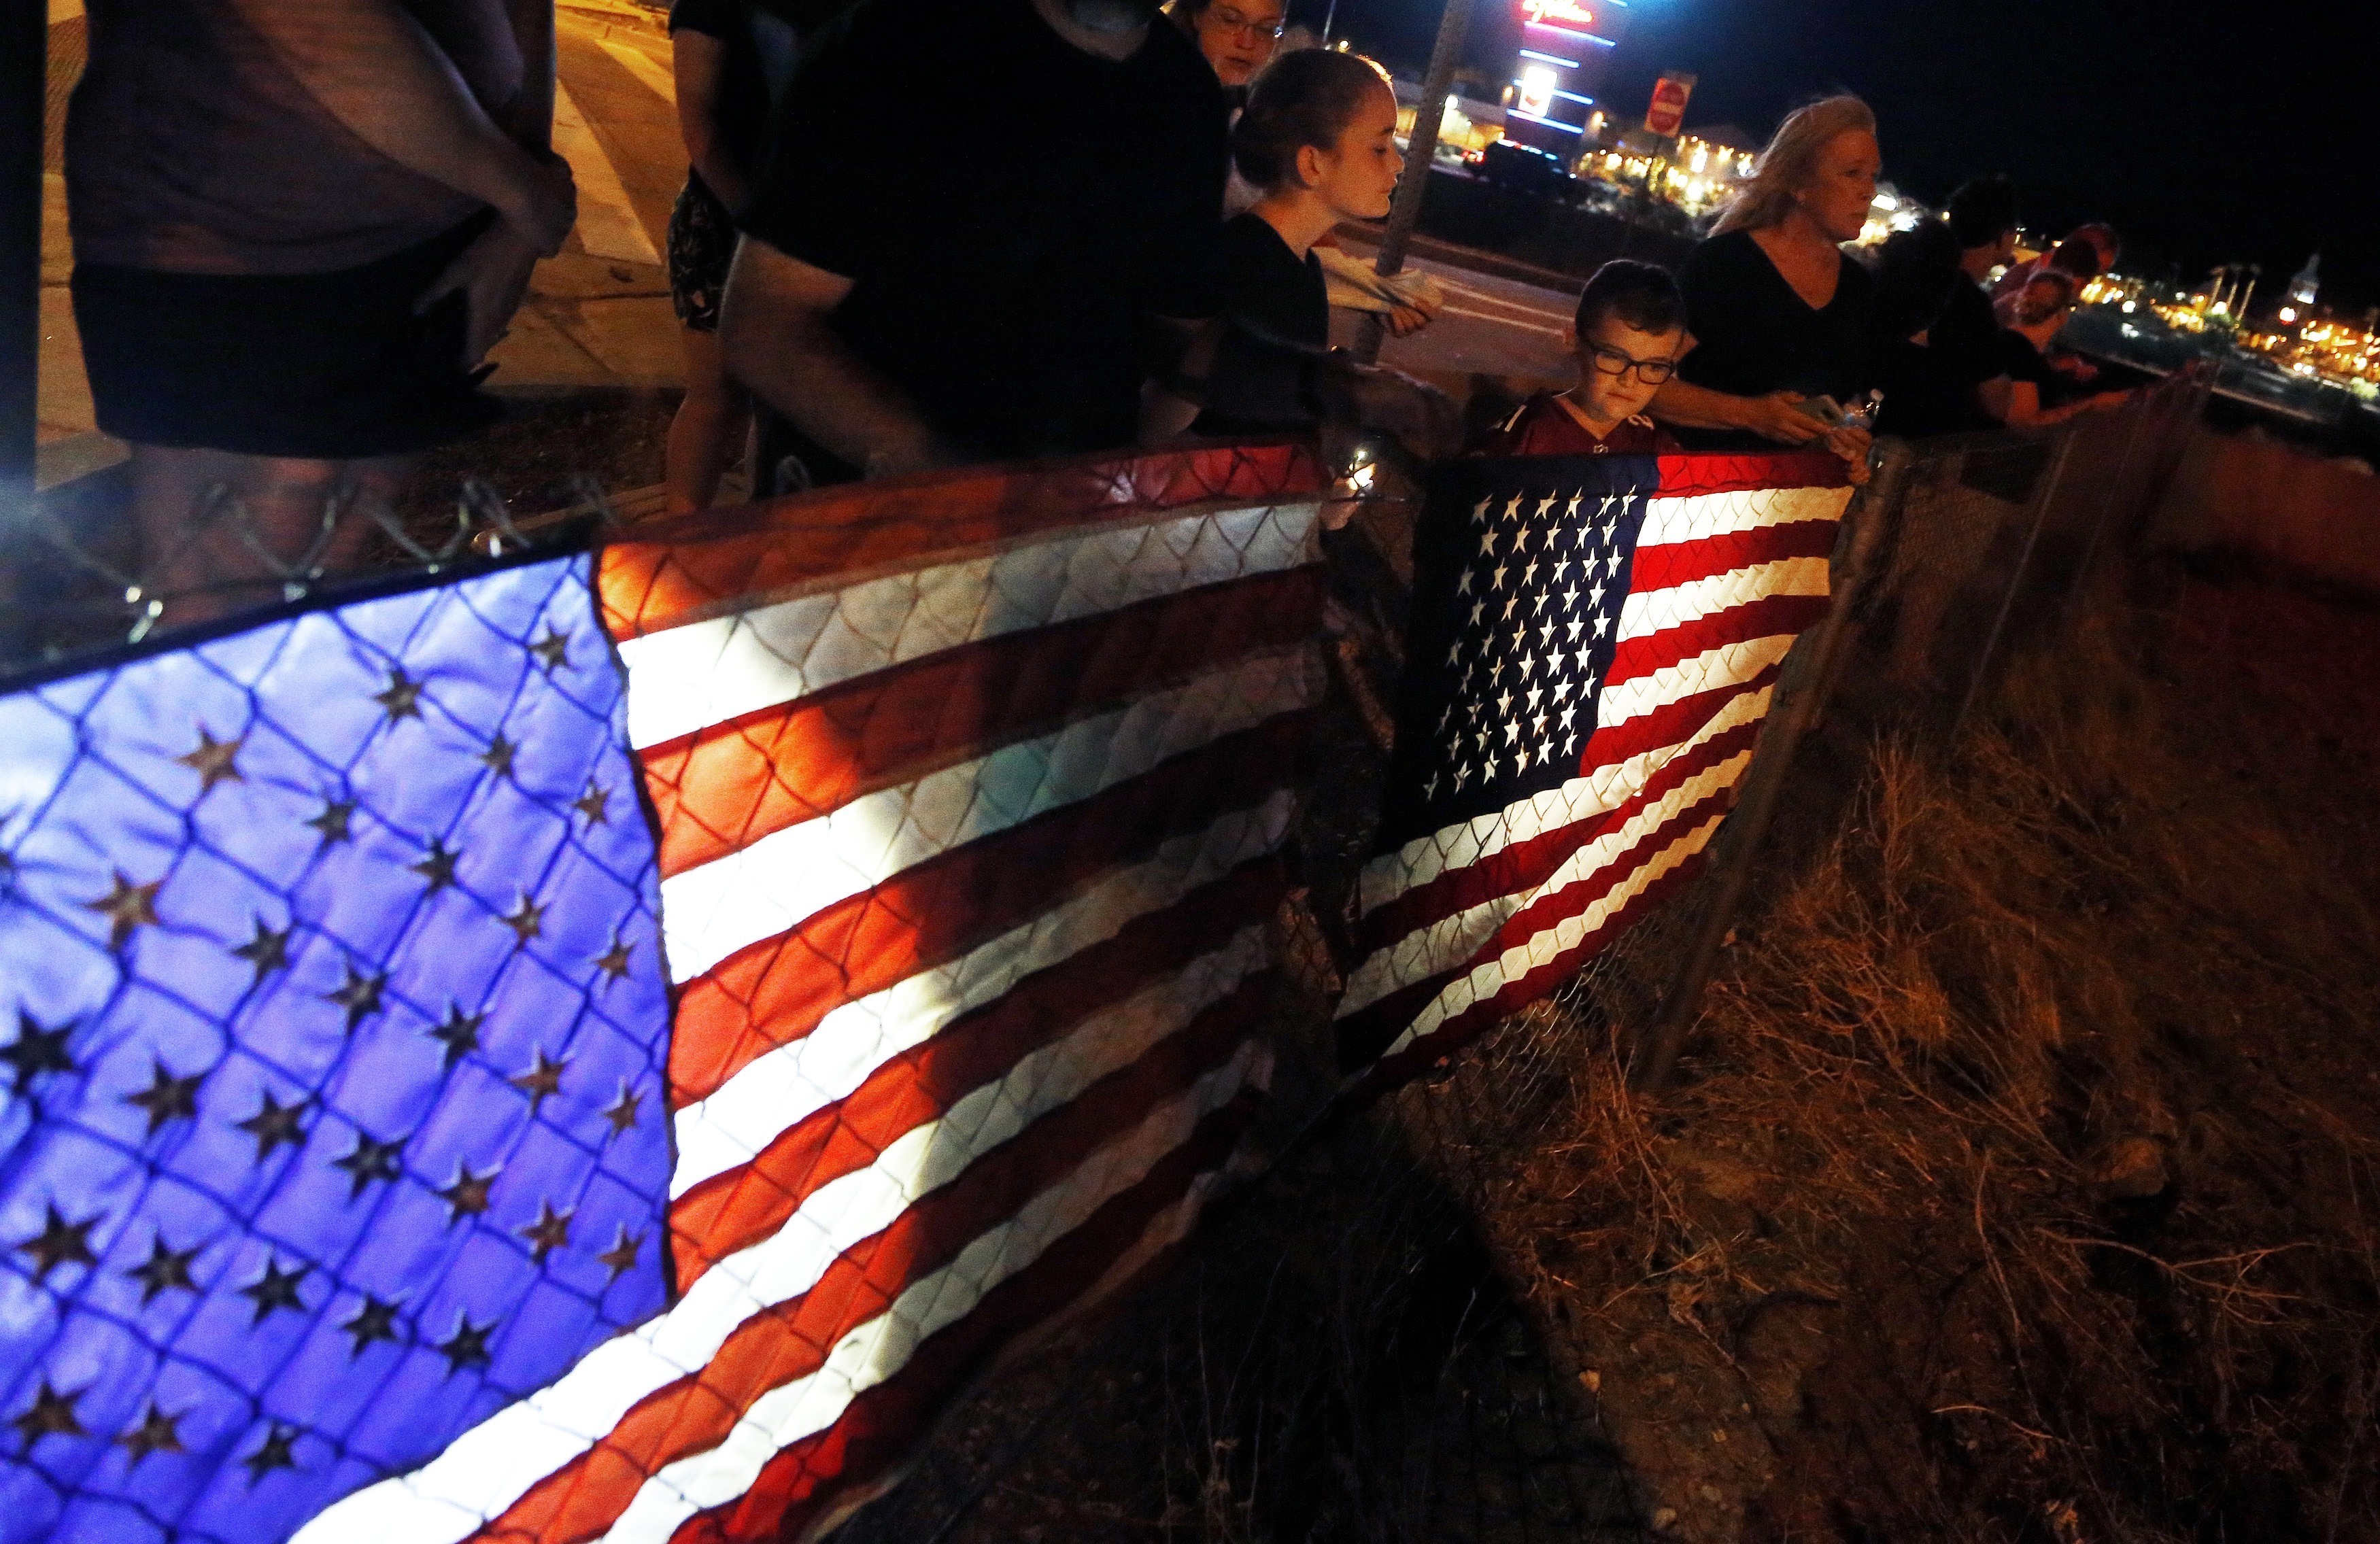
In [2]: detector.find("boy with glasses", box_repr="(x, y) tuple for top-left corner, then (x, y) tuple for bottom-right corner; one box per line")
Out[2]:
(1474, 260), (1686, 456)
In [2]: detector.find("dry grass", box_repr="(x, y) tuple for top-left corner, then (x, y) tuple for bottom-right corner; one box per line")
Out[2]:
(844, 579), (2380, 1544)
(1493, 594), (2380, 1543)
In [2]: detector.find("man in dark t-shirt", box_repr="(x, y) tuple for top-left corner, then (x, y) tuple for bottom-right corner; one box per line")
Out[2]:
(1926, 175), (2021, 431)
(722, 0), (1229, 483)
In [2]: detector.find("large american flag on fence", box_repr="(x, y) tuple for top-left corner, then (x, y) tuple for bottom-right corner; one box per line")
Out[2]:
(1334, 452), (1854, 1085)
(0, 443), (1326, 1544)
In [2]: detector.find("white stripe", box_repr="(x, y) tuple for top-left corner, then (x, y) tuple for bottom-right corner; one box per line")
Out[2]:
(618, 502), (1321, 751)
(596, 1045), (1266, 1544)
(1614, 555), (1830, 645)
(1595, 634), (1798, 730)
(671, 793), (1294, 1197)
(1635, 485), (1850, 551)
(296, 948), (1269, 1544)
(1354, 685), (1773, 919)
(1338, 747), (1750, 1018)
(1380, 810), (1729, 1061)
(551, 80), (662, 267)
(659, 647), (1322, 984)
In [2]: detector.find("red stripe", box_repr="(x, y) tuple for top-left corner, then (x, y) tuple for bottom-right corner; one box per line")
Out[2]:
(639, 568), (1325, 880)
(668, 859), (1286, 1285)
(1360, 847), (1709, 1093)
(1357, 717), (1763, 958)
(1654, 453), (1845, 500)
(1338, 770), (1739, 1076)
(1578, 661), (1781, 768)
(1333, 963), (1465, 1076)
(1626, 517), (1839, 596)
(666, 712), (1308, 1108)
(668, 1092), (1263, 1544)
(479, 985), (1270, 1544)
(1605, 593), (1831, 687)
(600, 442), (1325, 641)
(1488, 777), (1736, 955)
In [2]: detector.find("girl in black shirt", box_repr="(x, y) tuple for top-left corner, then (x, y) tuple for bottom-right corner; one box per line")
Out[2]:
(1191, 50), (1404, 436)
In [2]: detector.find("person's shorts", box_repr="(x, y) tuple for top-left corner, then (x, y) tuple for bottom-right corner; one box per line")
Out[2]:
(667, 173), (738, 332)
(71, 211), (505, 461)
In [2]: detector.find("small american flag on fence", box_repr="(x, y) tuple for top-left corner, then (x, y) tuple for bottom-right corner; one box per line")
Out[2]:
(1335, 452), (1854, 1086)
(0, 442), (1326, 1544)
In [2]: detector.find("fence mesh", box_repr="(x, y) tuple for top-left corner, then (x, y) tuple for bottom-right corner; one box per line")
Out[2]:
(829, 379), (2215, 1543)
(2, 466), (633, 679)
(0, 379), (2211, 1544)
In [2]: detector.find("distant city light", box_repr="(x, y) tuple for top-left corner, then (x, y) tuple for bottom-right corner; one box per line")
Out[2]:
(2279, 306), (2298, 323)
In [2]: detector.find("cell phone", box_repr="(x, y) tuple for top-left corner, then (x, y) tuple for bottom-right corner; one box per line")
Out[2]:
(1790, 395), (1848, 426)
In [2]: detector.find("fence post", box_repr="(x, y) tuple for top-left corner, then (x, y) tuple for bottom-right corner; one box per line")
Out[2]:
(1351, 0), (1474, 365)
(1630, 443), (1915, 1092)
(2060, 406), (2150, 630)
(1950, 426), (2076, 740)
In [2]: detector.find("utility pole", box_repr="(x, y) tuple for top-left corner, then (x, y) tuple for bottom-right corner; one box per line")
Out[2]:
(3, 0), (41, 550)
(1353, 0), (1475, 364)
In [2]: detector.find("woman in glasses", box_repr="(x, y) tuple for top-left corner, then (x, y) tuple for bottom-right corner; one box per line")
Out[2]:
(1170, 0), (1287, 91)
(1473, 261), (1686, 456)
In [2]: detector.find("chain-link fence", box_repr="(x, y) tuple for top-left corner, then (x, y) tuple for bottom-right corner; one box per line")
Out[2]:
(827, 377), (2220, 1543)
(1, 375), (2215, 1543)
(1, 460), (647, 682)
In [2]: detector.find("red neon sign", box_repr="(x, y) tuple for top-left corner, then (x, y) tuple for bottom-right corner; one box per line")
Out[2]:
(1519, 0), (1597, 27)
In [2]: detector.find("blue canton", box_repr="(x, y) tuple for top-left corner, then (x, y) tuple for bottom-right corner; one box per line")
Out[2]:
(0, 556), (673, 1544)
(1376, 456), (1656, 851)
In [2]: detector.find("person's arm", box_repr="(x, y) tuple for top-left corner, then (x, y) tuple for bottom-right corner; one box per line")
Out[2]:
(226, 0), (573, 252)
(2007, 381), (2129, 428)
(1140, 315), (1216, 444)
(1648, 378), (1829, 444)
(673, 29), (753, 212)
(720, 237), (957, 477)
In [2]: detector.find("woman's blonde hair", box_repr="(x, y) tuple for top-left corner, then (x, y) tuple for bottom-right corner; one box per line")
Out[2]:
(1712, 94), (1877, 236)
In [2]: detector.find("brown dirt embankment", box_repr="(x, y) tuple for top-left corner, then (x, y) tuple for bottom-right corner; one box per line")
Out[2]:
(1491, 580), (2380, 1544)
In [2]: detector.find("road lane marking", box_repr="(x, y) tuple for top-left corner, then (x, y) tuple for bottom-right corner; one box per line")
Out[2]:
(596, 35), (680, 103)
(552, 78), (664, 266)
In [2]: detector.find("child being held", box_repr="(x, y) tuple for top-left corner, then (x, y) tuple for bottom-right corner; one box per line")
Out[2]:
(1473, 260), (1688, 457)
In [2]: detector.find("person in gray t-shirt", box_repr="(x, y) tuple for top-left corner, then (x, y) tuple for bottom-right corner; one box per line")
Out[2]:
(67, 0), (578, 621)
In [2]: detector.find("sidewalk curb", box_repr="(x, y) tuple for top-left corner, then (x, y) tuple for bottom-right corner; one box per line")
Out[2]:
(1333, 223), (1586, 298)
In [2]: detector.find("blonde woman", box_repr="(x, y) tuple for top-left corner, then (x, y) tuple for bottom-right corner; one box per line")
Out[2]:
(1652, 94), (1881, 472)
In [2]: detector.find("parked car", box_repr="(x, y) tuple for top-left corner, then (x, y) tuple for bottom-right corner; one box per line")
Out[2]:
(1475, 139), (1573, 197)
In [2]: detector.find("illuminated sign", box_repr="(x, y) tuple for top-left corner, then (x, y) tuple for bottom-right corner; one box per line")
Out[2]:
(1516, 65), (1557, 118)
(1644, 73), (1694, 137)
(1519, 0), (1597, 28)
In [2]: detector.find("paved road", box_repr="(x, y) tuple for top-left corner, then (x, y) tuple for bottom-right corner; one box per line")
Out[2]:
(32, 0), (1575, 458)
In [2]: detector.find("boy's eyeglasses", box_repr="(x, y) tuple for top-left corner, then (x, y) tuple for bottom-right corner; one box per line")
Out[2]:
(1206, 5), (1287, 39)
(1586, 345), (1678, 385)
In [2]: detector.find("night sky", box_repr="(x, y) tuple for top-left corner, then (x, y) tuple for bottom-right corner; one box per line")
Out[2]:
(1306, 0), (2375, 313)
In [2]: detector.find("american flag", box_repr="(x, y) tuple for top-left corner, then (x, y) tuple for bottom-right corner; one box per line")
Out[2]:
(1334, 452), (1854, 1085)
(0, 442), (1327, 1544)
